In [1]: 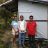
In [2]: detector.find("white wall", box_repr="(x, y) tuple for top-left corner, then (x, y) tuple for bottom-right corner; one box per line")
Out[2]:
(36, 22), (47, 38)
(47, 6), (48, 39)
(18, 1), (47, 20)
(18, 1), (48, 39)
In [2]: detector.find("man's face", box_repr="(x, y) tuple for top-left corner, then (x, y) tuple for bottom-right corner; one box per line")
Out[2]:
(12, 16), (17, 20)
(29, 16), (33, 21)
(20, 16), (24, 21)
(14, 16), (17, 19)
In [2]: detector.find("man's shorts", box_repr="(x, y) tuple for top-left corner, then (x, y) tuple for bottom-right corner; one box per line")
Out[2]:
(12, 28), (16, 35)
(12, 28), (18, 36)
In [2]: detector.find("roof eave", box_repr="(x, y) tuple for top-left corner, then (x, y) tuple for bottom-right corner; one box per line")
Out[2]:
(28, 0), (48, 5)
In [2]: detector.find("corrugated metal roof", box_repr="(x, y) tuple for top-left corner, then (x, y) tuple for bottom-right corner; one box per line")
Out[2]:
(0, 0), (12, 7)
(19, 0), (48, 1)
(0, 0), (18, 12)
(30, 0), (48, 5)
(19, 0), (48, 5)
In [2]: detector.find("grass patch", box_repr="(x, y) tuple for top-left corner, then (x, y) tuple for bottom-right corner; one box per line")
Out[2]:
(0, 45), (4, 48)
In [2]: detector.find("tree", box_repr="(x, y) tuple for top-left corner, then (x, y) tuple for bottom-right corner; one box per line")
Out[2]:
(0, 7), (12, 29)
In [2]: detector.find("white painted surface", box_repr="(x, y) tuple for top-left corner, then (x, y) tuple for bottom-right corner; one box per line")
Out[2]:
(18, 1), (47, 20)
(18, 1), (48, 39)
(36, 22), (47, 38)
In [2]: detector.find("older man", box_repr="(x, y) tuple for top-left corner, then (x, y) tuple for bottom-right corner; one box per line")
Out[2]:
(11, 16), (18, 45)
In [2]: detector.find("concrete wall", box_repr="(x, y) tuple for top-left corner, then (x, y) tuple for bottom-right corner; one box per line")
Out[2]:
(18, 1), (48, 39)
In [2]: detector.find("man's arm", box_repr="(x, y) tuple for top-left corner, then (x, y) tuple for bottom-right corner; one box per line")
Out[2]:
(35, 22), (37, 36)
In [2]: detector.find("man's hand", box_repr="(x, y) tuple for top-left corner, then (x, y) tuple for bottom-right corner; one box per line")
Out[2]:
(21, 30), (25, 32)
(35, 32), (37, 36)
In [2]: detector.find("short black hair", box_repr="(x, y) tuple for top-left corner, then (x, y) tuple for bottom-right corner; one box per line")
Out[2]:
(29, 15), (33, 18)
(14, 16), (17, 17)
